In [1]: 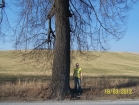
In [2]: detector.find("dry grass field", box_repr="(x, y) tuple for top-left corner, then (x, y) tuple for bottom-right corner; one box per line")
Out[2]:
(0, 50), (139, 101)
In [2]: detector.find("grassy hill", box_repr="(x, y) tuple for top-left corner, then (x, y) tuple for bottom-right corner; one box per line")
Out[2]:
(0, 50), (139, 82)
(76, 52), (139, 77)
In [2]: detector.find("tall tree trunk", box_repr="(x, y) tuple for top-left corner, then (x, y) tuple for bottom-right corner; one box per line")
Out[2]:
(48, 0), (70, 99)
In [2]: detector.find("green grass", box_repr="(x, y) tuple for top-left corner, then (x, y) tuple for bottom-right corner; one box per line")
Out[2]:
(0, 50), (139, 82)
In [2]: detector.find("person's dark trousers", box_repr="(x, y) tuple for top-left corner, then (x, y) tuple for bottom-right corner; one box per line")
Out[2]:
(74, 77), (82, 94)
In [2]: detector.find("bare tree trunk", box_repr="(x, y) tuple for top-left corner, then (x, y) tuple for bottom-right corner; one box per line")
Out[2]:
(47, 0), (71, 99)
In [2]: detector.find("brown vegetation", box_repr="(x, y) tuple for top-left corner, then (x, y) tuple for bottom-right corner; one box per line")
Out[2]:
(0, 77), (139, 101)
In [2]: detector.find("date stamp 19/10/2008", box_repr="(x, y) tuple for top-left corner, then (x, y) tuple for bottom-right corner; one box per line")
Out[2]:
(104, 88), (133, 95)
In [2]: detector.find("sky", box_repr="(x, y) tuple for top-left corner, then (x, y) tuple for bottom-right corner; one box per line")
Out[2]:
(109, 2), (139, 52)
(0, 1), (139, 52)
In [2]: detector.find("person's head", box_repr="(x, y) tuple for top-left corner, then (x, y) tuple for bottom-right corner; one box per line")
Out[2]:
(76, 63), (79, 68)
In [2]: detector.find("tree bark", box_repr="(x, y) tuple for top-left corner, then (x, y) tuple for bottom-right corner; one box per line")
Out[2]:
(47, 0), (71, 99)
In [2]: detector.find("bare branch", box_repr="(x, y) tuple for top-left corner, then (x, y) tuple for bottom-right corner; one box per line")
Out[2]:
(46, 2), (55, 20)
(0, 0), (5, 8)
(47, 18), (55, 47)
(80, 0), (112, 35)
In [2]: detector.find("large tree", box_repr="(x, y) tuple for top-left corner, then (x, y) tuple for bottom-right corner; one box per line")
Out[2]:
(4, 0), (138, 99)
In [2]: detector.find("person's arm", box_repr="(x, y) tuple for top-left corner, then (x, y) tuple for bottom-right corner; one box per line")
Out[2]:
(80, 70), (83, 80)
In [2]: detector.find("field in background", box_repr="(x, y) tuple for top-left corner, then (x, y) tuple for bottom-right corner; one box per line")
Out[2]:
(0, 50), (139, 101)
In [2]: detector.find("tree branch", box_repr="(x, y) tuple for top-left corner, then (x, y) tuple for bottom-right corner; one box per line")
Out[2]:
(46, 2), (55, 20)
(80, 0), (116, 36)
(0, 0), (5, 8)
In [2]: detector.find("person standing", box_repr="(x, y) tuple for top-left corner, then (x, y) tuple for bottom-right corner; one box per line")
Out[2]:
(73, 63), (83, 94)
